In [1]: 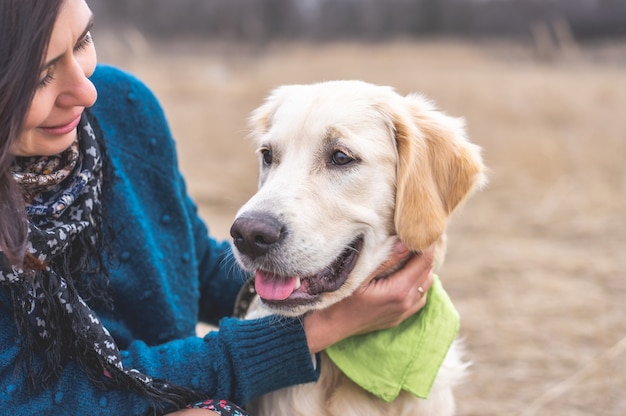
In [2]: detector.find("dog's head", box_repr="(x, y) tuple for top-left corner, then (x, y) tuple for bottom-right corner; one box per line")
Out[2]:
(230, 81), (485, 316)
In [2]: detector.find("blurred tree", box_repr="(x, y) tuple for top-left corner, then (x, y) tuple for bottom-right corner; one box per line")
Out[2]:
(87, 0), (626, 41)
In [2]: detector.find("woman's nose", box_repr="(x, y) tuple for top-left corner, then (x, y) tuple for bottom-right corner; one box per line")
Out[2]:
(56, 55), (98, 108)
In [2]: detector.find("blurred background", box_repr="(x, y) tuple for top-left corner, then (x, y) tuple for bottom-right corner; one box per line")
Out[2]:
(91, 0), (626, 41)
(89, 1), (625, 415)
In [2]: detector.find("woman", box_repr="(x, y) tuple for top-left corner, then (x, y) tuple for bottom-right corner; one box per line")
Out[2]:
(0, 0), (434, 415)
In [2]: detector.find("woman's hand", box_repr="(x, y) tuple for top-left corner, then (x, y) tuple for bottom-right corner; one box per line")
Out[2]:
(303, 241), (434, 354)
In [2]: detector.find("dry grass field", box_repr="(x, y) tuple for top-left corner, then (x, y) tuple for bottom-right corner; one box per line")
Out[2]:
(96, 36), (626, 415)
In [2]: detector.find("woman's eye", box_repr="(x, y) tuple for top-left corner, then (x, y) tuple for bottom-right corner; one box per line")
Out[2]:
(261, 149), (273, 166)
(331, 150), (354, 166)
(75, 32), (93, 51)
(38, 69), (55, 88)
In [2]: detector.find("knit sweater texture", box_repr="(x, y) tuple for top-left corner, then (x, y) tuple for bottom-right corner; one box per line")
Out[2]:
(0, 65), (317, 415)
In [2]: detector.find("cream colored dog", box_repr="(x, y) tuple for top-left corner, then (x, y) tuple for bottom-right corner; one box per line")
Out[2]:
(230, 81), (486, 416)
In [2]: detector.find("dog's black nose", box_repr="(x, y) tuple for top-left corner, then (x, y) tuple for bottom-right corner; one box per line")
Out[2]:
(230, 212), (285, 259)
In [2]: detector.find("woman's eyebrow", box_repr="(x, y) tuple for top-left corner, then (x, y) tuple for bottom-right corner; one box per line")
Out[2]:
(76, 15), (95, 49)
(40, 14), (94, 71)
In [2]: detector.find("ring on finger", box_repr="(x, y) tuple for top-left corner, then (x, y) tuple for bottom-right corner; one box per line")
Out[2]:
(417, 286), (425, 299)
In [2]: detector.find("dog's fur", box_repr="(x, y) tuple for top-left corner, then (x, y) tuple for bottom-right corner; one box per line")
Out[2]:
(230, 81), (486, 416)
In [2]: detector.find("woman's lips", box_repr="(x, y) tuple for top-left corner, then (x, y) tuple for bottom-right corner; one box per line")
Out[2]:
(40, 113), (82, 136)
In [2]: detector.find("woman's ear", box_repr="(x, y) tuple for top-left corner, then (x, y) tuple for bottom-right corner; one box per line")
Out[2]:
(391, 94), (486, 251)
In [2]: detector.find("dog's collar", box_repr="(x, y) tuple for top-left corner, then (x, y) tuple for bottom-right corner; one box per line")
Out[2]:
(325, 275), (459, 402)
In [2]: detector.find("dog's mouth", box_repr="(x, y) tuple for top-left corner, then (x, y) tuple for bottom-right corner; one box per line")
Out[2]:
(254, 236), (364, 307)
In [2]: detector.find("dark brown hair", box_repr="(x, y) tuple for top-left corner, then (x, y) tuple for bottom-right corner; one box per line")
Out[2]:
(0, 0), (63, 263)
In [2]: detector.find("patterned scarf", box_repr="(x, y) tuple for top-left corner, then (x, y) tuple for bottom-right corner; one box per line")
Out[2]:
(1, 113), (197, 413)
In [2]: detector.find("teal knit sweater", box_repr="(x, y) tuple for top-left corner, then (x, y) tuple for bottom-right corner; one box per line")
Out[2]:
(0, 65), (317, 415)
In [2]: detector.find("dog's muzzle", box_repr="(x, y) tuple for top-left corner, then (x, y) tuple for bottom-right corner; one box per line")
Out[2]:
(231, 212), (364, 307)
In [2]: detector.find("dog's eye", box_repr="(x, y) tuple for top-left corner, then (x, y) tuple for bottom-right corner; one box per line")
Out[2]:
(331, 150), (354, 166)
(260, 148), (273, 166)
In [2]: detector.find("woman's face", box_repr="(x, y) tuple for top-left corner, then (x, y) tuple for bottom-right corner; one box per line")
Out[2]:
(12, 0), (97, 157)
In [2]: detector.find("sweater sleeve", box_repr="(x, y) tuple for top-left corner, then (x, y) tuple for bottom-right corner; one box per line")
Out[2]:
(122, 316), (318, 405)
(0, 295), (317, 414)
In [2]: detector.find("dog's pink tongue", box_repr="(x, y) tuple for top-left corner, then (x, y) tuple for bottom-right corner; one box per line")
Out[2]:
(255, 271), (297, 301)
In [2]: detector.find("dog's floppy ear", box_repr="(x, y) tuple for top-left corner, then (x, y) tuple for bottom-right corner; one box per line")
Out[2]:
(388, 93), (486, 251)
(248, 87), (285, 136)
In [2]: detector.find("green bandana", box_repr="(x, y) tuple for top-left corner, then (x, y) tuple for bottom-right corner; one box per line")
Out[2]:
(325, 275), (459, 402)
